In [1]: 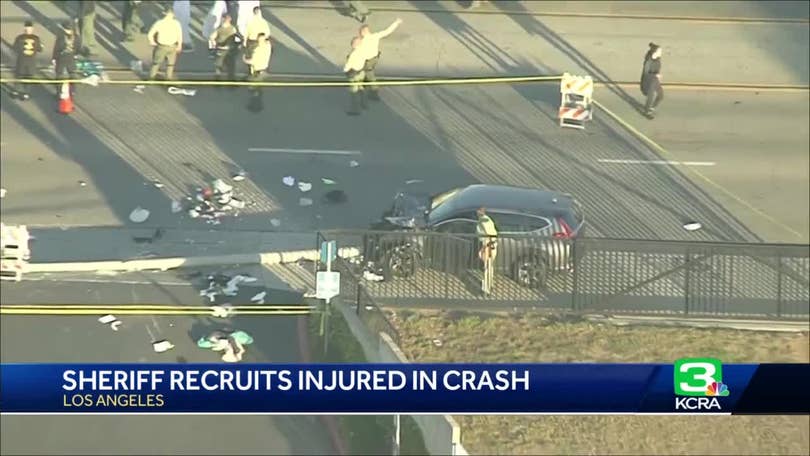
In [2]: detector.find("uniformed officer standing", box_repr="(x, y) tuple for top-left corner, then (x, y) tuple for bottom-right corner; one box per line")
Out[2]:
(12, 20), (43, 100)
(147, 10), (183, 80)
(52, 21), (78, 96)
(243, 33), (272, 112)
(343, 36), (367, 116)
(640, 42), (664, 119)
(358, 18), (402, 101)
(78, 0), (97, 56)
(209, 13), (239, 82)
(476, 207), (498, 296)
(244, 6), (270, 59)
(122, 1), (143, 42)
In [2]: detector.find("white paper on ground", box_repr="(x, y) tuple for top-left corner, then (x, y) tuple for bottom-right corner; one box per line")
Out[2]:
(299, 197), (313, 206)
(153, 340), (175, 353)
(270, 218), (281, 227)
(129, 207), (150, 223)
(171, 200), (183, 213)
(251, 291), (266, 303)
(110, 321), (122, 331)
(349, 160), (359, 167)
(683, 222), (702, 231)
(282, 176), (295, 187)
(98, 315), (117, 324)
(298, 182), (312, 192)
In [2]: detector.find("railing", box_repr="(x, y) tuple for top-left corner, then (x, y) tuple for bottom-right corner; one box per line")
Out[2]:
(317, 231), (810, 321)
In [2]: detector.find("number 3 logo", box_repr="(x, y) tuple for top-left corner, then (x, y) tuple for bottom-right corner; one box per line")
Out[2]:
(674, 358), (723, 396)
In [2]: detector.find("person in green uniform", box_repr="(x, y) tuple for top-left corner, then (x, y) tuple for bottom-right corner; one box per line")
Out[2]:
(78, 0), (97, 56)
(208, 13), (239, 82)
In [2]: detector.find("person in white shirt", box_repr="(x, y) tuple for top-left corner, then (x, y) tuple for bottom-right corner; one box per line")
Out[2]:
(343, 36), (367, 115)
(172, 0), (192, 51)
(243, 33), (272, 112)
(237, 0), (261, 41)
(358, 18), (402, 100)
(244, 5), (271, 58)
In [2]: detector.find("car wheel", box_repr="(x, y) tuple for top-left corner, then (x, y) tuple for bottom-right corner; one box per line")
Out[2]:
(513, 256), (548, 289)
(383, 246), (417, 279)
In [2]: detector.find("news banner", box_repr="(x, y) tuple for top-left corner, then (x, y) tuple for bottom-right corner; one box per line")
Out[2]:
(1, 359), (808, 414)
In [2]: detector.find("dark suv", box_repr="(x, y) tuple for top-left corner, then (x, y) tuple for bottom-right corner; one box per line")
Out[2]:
(364, 184), (585, 288)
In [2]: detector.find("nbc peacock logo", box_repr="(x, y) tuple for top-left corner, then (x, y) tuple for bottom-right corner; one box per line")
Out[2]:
(706, 381), (730, 397)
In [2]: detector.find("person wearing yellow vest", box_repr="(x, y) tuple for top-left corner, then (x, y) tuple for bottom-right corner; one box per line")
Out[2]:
(476, 207), (498, 295)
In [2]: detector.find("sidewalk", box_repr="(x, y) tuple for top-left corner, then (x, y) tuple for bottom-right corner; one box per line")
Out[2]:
(1, 1), (806, 85)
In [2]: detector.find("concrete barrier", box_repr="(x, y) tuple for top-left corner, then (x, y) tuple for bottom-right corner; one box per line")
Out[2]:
(24, 247), (360, 273)
(336, 300), (469, 455)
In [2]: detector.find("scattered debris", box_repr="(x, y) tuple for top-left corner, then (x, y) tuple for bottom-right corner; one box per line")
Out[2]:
(0, 188), (5, 198)
(282, 176), (295, 187)
(232, 171), (246, 181)
(321, 178), (336, 185)
(432, 338), (444, 347)
(153, 340), (175, 353)
(251, 291), (266, 304)
(81, 74), (101, 87)
(78, 180), (87, 187)
(299, 197), (313, 206)
(405, 179), (423, 185)
(153, 180), (164, 188)
(171, 200), (183, 213)
(683, 221), (702, 231)
(168, 86), (197, 96)
(363, 270), (384, 282)
(110, 321), (122, 331)
(199, 273), (258, 301)
(298, 181), (312, 192)
(322, 190), (348, 204)
(133, 84), (145, 94)
(210, 304), (235, 318)
(270, 218), (281, 227)
(349, 160), (359, 168)
(98, 315), (117, 324)
(129, 206), (150, 223)
(184, 178), (248, 224)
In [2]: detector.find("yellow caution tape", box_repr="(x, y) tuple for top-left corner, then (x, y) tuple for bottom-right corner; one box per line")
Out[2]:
(0, 74), (563, 87)
(0, 304), (318, 315)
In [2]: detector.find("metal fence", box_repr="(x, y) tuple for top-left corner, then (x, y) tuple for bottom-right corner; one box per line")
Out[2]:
(317, 231), (810, 321)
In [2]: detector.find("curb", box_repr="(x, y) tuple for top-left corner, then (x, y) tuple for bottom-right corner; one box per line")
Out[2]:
(585, 314), (810, 333)
(24, 247), (361, 273)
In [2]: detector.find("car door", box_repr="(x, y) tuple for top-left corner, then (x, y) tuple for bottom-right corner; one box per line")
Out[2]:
(429, 218), (478, 275)
(487, 212), (552, 271)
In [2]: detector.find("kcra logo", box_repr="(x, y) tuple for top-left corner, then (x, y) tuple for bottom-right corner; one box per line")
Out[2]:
(673, 358), (729, 411)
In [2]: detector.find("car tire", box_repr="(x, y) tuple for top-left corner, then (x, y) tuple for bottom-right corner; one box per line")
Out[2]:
(513, 255), (548, 289)
(383, 245), (417, 279)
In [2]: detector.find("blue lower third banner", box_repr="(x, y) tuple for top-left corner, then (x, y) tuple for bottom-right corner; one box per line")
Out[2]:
(1, 362), (808, 414)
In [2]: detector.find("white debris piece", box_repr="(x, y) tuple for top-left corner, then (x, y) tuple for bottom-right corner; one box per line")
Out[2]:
(81, 74), (100, 87)
(321, 178), (336, 185)
(153, 180), (164, 188)
(210, 305), (234, 318)
(168, 86), (197, 96)
(282, 176), (295, 187)
(228, 198), (246, 209)
(432, 338), (444, 347)
(270, 218), (281, 227)
(405, 179), (423, 185)
(133, 84), (145, 94)
(683, 222), (702, 231)
(212, 179), (233, 194)
(98, 314), (117, 324)
(0, 188), (6, 198)
(130, 59), (143, 73)
(363, 270), (384, 282)
(129, 207), (150, 223)
(251, 291), (266, 304)
(78, 180), (87, 187)
(232, 172), (246, 181)
(299, 197), (313, 206)
(189, 209), (200, 218)
(349, 160), (359, 168)
(298, 181), (312, 192)
(171, 200), (183, 213)
(152, 340), (175, 353)
(110, 321), (122, 331)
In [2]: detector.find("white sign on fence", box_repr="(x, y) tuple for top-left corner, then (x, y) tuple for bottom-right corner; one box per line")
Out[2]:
(316, 271), (340, 301)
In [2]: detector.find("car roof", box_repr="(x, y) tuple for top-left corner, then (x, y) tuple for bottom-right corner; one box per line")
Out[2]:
(434, 184), (577, 218)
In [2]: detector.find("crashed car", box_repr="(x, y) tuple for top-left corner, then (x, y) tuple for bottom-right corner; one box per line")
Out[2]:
(364, 184), (585, 289)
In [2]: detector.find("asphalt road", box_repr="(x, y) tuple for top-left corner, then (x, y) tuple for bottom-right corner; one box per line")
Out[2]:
(1, 80), (762, 243)
(0, 273), (334, 455)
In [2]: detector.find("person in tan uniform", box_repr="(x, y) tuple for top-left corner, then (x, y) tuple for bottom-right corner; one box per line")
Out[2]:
(243, 33), (272, 112)
(476, 207), (498, 295)
(358, 18), (402, 100)
(244, 6), (270, 59)
(147, 10), (183, 80)
(343, 36), (367, 116)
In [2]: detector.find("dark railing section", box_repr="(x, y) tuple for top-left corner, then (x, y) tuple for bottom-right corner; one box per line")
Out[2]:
(316, 231), (810, 321)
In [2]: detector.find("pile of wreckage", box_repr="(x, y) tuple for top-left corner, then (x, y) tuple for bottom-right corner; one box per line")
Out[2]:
(187, 179), (247, 224)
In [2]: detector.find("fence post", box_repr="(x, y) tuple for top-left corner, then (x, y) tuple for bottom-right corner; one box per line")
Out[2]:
(776, 253), (783, 318)
(683, 250), (691, 316)
(356, 282), (363, 315)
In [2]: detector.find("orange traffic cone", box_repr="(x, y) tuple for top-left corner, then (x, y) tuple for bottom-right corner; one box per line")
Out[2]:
(58, 82), (74, 114)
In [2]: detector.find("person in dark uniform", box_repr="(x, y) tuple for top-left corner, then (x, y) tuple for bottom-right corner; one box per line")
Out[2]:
(640, 42), (664, 119)
(12, 21), (43, 100)
(208, 13), (239, 83)
(122, 1), (143, 42)
(52, 21), (79, 95)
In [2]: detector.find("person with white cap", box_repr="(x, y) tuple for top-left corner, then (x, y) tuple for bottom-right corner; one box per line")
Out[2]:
(236, 0), (261, 42)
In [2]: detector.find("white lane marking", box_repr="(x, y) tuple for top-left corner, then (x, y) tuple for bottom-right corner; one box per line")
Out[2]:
(597, 159), (716, 166)
(21, 277), (191, 286)
(248, 147), (362, 156)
